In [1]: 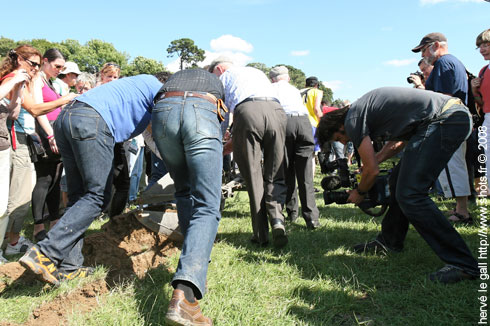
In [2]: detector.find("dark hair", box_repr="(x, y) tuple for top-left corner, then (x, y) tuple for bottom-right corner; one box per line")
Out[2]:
(43, 48), (65, 62)
(316, 106), (349, 147)
(154, 71), (172, 83)
(305, 76), (319, 87)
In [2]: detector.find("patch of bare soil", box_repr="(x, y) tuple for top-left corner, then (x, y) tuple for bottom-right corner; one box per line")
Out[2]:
(82, 210), (179, 281)
(0, 279), (108, 326)
(0, 210), (180, 325)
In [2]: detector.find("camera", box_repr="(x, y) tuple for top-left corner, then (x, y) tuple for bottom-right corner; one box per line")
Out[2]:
(407, 71), (424, 84)
(320, 157), (391, 216)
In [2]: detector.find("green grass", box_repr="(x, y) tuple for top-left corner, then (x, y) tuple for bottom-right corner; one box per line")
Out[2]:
(0, 166), (483, 326)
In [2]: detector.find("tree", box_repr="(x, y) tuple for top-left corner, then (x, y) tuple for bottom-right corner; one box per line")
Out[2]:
(318, 83), (334, 105)
(247, 62), (270, 76)
(126, 56), (167, 76)
(167, 38), (205, 70)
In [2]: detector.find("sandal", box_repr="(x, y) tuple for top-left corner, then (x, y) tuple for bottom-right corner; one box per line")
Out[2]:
(448, 212), (473, 225)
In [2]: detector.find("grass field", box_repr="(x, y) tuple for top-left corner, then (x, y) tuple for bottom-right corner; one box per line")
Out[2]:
(0, 166), (484, 326)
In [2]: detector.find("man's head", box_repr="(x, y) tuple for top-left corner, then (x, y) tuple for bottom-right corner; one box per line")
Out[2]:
(418, 58), (433, 81)
(269, 65), (289, 83)
(60, 61), (81, 87)
(316, 106), (350, 147)
(154, 70), (172, 83)
(75, 72), (96, 94)
(208, 56), (234, 76)
(412, 32), (448, 65)
(305, 76), (319, 88)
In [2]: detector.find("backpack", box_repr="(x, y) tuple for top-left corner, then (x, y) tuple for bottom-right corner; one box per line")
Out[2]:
(466, 66), (488, 127)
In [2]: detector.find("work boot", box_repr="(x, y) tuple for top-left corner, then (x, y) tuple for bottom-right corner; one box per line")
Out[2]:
(165, 289), (212, 326)
(19, 245), (60, 286)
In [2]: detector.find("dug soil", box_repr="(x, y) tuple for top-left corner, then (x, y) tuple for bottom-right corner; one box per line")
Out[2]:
(0, 210), (180, 325)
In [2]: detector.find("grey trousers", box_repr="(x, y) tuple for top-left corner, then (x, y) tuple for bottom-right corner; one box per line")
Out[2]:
(284, 115), (319, 223)
(232, 100), (287, 244)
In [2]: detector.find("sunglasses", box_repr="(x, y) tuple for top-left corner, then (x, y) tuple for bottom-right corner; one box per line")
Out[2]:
(54, 64), (64, 69)
(106, 63), (120, 69)
(19, 54), (41, 69)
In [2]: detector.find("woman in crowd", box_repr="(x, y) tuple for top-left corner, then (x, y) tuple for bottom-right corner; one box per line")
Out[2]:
(472, 29), (490, 187)
(31, 49), (77, 242)
(0, 45), (76, 256)
(97, 62), (120, 86)
(0, 69), (30, 263)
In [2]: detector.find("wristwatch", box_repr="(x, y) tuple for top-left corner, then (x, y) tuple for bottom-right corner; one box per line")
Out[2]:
(356, 186), (368, 196)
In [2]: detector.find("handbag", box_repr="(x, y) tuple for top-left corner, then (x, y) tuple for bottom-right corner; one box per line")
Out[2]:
(13, 120), (46, 163)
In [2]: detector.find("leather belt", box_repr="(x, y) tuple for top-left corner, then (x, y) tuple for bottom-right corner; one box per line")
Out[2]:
(162, 91), (218, 105)
(239, 97), (280, 105)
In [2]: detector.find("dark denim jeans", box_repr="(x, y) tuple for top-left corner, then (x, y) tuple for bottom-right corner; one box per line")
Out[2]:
(152, 95), (222, 299)
(377, 107), (478, 274)
(39, 102), (115, 271)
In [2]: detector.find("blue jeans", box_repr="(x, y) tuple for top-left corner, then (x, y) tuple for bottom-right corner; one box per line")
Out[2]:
(152, 95), (223, 299)
(39, 102), (115, 271)
(377, 107), (478, 274)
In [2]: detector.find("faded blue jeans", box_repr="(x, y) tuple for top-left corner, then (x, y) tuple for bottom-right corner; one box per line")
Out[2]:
(39, 102), (115, 271)
(378, 106), (478, 275)
(152, 95), (222, 299)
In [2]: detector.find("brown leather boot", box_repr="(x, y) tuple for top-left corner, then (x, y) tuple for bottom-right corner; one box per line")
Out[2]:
(165, 289), (212, 326)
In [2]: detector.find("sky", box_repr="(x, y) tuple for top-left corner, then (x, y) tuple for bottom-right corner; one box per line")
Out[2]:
(2, 0), (489, 102)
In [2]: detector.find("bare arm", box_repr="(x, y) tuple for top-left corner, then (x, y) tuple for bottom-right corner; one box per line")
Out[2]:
(314, 90), (323, 121)
(347, 136), (380, 205)
(375, 141), (405, 164)
(21, 86), (78, 117)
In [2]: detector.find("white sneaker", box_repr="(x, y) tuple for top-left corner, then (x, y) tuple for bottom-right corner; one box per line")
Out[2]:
(0, 249), (8, 264)
(5, 236), (34, 255)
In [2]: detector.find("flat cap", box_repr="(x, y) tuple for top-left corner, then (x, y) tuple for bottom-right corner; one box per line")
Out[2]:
(269, 65), (289, 78)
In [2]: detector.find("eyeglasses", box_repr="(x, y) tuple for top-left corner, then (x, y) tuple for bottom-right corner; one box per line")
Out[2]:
(18, 54), (41, 69)
(421, 42), (434, 53)
(54, 64), (64, 69)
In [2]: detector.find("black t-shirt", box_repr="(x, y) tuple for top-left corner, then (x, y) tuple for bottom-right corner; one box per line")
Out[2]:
(345, 87), (455, 148)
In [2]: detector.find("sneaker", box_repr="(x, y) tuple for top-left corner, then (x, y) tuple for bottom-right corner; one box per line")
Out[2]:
(429, 265), (476, 284)
(19, 245), (60, 286)
(57, 266), (95, 282)
(352, 239), (400, 254)
(5, 236), (34, 255)
(0, 249), (8, 265)
(165, 289), (212, 326)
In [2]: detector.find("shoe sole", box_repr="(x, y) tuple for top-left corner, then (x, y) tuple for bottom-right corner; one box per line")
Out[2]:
(272, 228), (288, 248)
(19, 255), (59, 286)
(165, 313), (211, 326)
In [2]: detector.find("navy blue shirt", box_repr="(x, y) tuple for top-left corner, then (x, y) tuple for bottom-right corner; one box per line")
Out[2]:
(76, 75), (162, 143)
(425, 54), (468, 105)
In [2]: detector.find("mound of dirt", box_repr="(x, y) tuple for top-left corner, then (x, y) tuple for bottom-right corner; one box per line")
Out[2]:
(0, 210), (181, 324)
(83, 210), (180, 281)
(0, 279), (108, 326)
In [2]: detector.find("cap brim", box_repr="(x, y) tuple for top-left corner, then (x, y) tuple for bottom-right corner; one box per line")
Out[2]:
(411, 45), (424, 53)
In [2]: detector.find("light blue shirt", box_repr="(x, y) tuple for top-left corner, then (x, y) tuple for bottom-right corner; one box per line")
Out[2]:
(271, 80), (309, 116)
(7, 106), (35, 134)
(219, 66), (276, 113)
(76, 75), (162, 143)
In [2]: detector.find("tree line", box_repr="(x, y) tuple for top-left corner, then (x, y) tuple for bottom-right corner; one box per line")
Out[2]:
(0, 36), (343, 105)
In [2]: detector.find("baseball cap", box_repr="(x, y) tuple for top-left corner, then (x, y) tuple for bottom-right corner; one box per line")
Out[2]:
(412, 33), (447, 53)
(61, 62), (81, 75)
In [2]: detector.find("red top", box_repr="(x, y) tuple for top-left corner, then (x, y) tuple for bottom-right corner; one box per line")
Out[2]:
(322, 106), (339, 115)
(479, 65), (490, 114)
